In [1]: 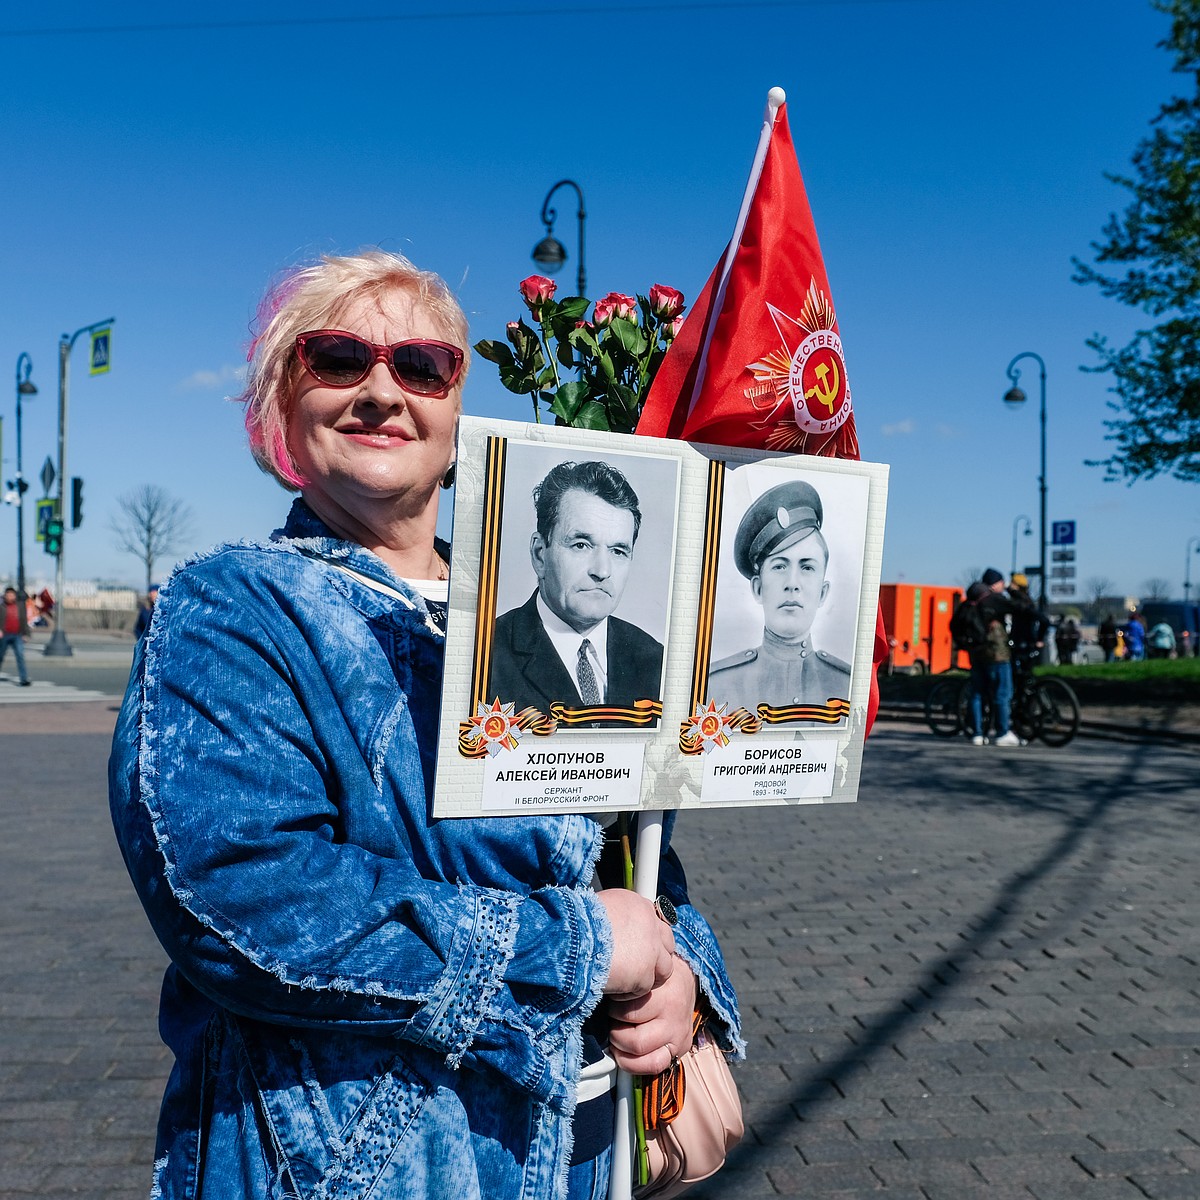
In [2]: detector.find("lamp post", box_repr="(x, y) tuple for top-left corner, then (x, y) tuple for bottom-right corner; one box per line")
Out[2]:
(1011, 514), (1032, 579)
(532, 179), (586, 296)
(44, 318), (114, 658)
(12, 354), (37, 635)
(1185, 536), (1200, 602)
(1003, 352), (1048, 616)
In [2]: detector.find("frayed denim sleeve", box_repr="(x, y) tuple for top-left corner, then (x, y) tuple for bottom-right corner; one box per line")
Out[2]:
(656, 833), (745, 1061)
(109, 552), (607, 1106)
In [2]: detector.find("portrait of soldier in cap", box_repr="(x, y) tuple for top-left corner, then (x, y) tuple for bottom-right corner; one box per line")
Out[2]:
(708, 475), (852, 713)
(488, 447), (674, 723)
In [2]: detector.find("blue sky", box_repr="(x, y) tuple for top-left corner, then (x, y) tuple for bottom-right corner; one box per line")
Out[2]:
(0, 0), (1195, 603)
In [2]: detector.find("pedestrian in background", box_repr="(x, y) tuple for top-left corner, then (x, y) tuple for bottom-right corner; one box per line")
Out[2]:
(133, 583), (159, 639)
(1147, 621), (1176, 659)
(966, 568), (1021, 747)
(1123, 612), (1146, 661)
(1008, 572), (1047, 678)
(0, 587), (32, 687)
(1055, 617), (1081, 665)
(1098, 613), (1119, 662)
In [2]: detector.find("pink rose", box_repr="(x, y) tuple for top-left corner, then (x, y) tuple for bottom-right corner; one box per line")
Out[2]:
(664, 314), (685, 340)
(519, 275), (556, 313)
(648, 283), (684, 320)
(593, 297), (615, 328)
(602, 291), (638, 321)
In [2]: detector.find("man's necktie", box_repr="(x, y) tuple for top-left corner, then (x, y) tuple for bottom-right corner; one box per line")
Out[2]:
(576, 639), (601, 705)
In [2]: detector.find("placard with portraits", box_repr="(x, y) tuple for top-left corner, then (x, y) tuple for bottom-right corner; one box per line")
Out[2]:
(434, 416), (887, 817)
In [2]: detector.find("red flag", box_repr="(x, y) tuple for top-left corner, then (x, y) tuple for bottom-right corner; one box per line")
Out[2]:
(637, 91), (889, 732)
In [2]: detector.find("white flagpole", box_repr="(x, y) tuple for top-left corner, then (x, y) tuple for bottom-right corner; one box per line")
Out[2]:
(684, 85), (786, 425)
(609, 86), (785, 1200)
(608, 813), (665, 1200)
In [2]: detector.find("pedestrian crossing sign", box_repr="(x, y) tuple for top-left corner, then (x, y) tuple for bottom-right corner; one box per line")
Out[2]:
(89, 328), (111, 375)
(35, 498), (56, 543)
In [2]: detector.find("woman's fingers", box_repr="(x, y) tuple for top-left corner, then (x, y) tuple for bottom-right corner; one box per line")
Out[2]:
(607, 956), (697, 1073)
(609, 1040), (679, 1076)
(598, 890), (676, 997)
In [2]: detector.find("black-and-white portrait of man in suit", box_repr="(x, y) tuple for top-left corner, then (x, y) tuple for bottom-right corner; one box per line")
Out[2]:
(488, 447), (677, 722)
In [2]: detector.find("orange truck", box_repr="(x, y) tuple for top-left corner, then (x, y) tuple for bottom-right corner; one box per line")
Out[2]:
(878, 583), (966, 674)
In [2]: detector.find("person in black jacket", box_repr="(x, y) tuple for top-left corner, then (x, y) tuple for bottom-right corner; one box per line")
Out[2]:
(1098, 613), (1119, 662)
(966, 568), (1022, 747)
(1008, 572), (1047, 677)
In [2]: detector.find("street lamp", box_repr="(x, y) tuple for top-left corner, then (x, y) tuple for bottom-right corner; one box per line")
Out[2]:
(532, 179), (586, 297)
(44, 317), (115, 658)
(12, 354), (37, 635)
(1185, 535), (1200, 602)
(1003, 352), (1048, 617)
(1011, 514), (1032, 578)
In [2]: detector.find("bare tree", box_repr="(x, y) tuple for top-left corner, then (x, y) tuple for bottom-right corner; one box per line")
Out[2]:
(1141, 577), (1173, 602)
(111, 485), (196, 593)
(959, 565), (982, 591)
(1083, 574), (1118, 622)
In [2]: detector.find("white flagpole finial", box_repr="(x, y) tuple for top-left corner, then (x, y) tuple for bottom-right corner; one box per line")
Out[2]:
(684, 88), (787, 419)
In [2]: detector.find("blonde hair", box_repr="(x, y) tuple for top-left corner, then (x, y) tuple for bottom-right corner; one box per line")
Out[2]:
(238, 249), (470, 490)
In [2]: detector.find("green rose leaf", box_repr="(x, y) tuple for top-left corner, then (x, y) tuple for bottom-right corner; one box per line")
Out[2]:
(549, 297), (590, 337)
(568, 326), (602, 358)
(595, 348), (617, 385)
(573, 399), (611, 430)
(612, 381), (639, 414)
(498, 363), (536, 394)
(555, 338), (577, 371)
(549, 380), (589, 422)
(610, 319), (648, 358)
(474, 339), (514, 367)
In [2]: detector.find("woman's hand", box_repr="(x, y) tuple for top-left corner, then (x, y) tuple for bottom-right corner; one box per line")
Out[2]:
(597, 889), (676, 1000)
(607, 956), (698, 1076)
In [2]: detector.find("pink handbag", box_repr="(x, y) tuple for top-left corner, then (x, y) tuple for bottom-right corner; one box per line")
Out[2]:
(635, 1012), (744, 1199)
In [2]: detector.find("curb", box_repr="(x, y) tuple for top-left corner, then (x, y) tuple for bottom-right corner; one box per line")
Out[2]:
(877, 701), (1200, 746)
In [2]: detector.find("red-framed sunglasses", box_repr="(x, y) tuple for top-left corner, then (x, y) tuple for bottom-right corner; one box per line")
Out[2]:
(295, 330), (464, 398)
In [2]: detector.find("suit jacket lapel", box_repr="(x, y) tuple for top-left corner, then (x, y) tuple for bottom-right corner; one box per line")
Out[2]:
(510, 593), (582, 708)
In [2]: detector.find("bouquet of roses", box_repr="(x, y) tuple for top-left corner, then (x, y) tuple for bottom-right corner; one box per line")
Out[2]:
(474, 275), (685, 435)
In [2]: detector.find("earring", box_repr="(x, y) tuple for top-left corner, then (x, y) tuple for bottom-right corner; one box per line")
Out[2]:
(441, 463), (457, 490)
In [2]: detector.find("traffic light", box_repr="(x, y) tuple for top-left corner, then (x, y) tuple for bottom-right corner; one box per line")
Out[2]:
(71, 476), (83, 529)
(45, 515), (64, 557)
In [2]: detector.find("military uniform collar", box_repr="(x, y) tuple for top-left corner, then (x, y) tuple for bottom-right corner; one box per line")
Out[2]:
(759, 627), (813, 660)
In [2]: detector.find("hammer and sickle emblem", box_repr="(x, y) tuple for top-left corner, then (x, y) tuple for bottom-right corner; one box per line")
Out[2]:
(804, 360), (841, 414)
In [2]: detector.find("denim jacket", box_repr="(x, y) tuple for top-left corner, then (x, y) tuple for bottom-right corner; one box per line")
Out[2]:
(109, 500), (742, 1200)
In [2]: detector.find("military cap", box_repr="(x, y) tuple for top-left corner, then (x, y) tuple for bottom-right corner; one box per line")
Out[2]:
(733, 479), (824, 579)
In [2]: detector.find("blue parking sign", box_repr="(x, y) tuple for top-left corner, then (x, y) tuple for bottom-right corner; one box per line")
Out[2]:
(89, 328), (111, 375)
(1051, 520), (1076, 546)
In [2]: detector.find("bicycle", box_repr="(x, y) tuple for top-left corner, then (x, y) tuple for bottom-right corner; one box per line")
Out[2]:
(924, 671), (1081, 746)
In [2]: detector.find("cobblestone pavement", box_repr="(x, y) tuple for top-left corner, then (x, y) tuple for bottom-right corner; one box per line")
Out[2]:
(2, 707), (1196, 1199)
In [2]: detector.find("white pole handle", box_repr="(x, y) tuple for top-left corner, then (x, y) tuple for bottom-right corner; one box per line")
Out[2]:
(607, 810), (665, 1200)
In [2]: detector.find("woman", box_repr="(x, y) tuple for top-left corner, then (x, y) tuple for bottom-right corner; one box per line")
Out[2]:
(109, 250), (741, 1200)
